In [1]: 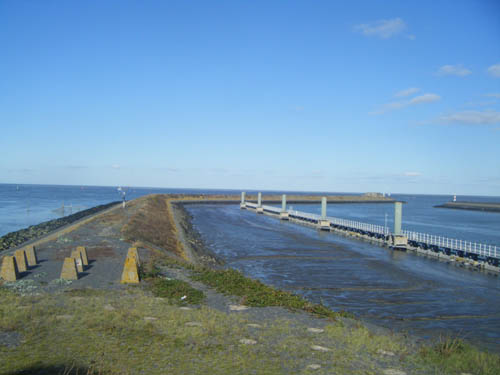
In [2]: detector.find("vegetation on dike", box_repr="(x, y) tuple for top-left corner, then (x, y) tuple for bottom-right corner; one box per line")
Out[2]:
(191, 267), (353, 320)
(149, 278), (205, 306)
(0, 201), (119, 252)
(2, 280), (500, 375)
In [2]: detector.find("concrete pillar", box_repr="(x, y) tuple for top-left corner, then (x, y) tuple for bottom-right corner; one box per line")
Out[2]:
(394, 202), (402, 235)
(258, 192), (262, 208)
(281, 194), (286, 212)
(241, 192), (246, 204)
(321, 197), (327, 219)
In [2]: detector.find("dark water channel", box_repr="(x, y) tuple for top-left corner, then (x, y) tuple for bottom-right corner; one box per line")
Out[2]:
(187, 204), (500, 352)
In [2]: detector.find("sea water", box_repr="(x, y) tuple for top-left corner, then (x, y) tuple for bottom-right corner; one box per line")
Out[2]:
(187, 202), (500, 352)
(2, 184), (500, 351)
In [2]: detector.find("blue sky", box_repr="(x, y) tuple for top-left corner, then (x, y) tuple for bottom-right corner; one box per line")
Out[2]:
(1, 1), (499, 195)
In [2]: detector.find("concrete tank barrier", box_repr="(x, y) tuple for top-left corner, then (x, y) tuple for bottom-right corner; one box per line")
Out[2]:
(121, 255), (140, 284)
(127, 247), (140, 267)
(60, 257), (79, 280)
(14, 249), (28, 273)
(1, 256), (19, 281)
(71, 250), (84, 273)
(25, 246), (38, 267)
(76, 246), (89, 266)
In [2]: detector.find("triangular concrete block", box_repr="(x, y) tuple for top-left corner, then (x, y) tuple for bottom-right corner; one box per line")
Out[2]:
(121, 256), (139, 284)
(14, 250), (28, 273)
(127, 247), (140, 266)
(60, 257), (79, 280)
(76, 246), (89, 266)
(71, 250), (84, 273)
(1, 256), (19, 281)
(25, 246), (38, 267)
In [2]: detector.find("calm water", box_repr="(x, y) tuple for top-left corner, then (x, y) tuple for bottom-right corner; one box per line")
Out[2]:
(2, 184), (500, 351)
(186, 201), (500, 352)
(0, 183), (241, 236)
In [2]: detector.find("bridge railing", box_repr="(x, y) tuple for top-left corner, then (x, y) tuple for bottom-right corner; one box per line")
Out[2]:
(402, 230), (498, 258)
(244, 203), (499, 260)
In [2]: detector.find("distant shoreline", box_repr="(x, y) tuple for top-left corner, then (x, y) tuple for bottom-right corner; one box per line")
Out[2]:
(435, 201), (500, 213)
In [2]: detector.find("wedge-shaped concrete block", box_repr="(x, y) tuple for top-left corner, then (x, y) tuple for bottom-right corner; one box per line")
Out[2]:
(60, 257), (79, 280)
(71, 250), (84, 273)
(76, 246), (89, 266)
(1, 256), (19, 281)
(25, 246), (38, 267)
(127, 247), (140, 266)
(14, 249), (28, 273)
(121, 256), (139, 284)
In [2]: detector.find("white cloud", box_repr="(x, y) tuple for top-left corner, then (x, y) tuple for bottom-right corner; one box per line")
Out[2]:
(485, 93), (500, 98)
(403, 171), (422, 177)
(438, 110), (500, 125)
(436, 64), (472, 77)
(111, 164), (120, 169)
(394, 87), (420, 98)
(409, 93), (441, 104)
(487, 63), (500, 78)
(370, 93), (441, 115)
(354, 18), (406, 39)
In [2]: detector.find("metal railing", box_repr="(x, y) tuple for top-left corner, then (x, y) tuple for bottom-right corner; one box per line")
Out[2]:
(243, 202), (499, 260)
(402, 230), (498, 258)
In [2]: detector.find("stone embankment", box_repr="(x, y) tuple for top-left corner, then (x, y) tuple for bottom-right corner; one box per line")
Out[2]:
(0, 201), (120, 252)
(435, 201), (500, 213)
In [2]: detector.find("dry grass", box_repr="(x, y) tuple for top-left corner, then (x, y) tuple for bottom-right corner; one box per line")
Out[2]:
(0, 286), (423, 375)
(121, 195), (184, 258)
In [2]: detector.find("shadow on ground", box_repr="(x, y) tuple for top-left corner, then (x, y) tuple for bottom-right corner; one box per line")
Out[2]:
(10, 364), (98, 375)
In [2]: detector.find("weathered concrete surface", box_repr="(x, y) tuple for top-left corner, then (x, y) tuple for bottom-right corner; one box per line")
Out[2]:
(60, 257), (79, 280)
(0, 256), (19, 281)
(14, 250), (28, 273)
(120, 256), (139, 284)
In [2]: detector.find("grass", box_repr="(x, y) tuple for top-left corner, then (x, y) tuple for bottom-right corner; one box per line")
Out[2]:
(149, 278), (205, 305)
(419, 336), (500, 375)
(191, 267), (353, 320)
(3, 283), (497, 374)
(121, 195), (184, 258)
(0, 285), (414, 375)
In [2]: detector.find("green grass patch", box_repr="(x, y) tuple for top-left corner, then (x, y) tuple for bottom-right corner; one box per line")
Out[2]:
(419, 336), (500, 375)
(149, 278), (204, 305)
(192, 267), (342, 320)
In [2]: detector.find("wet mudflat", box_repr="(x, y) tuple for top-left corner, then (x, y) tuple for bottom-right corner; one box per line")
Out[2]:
(187, 204), (500, 352)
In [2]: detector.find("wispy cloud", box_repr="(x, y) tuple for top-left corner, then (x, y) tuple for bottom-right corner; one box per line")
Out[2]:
(438, 110), (500, 125)
(487, 63), (500, 78)
(485, 93), (500, 98)
(370, 93), (441, 115)
(354, 18), (406, 39)
(436, 64), (472, 77)
(409, 94), (441, 104)
(394, 87), (420, 98)
(111, 164), (120, 169)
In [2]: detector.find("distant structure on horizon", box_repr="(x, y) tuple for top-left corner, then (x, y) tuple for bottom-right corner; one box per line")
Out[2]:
(364, 192), (384, 198)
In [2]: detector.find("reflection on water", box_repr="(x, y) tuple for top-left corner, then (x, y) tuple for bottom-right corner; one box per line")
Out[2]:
(187, 204), (500, 352)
